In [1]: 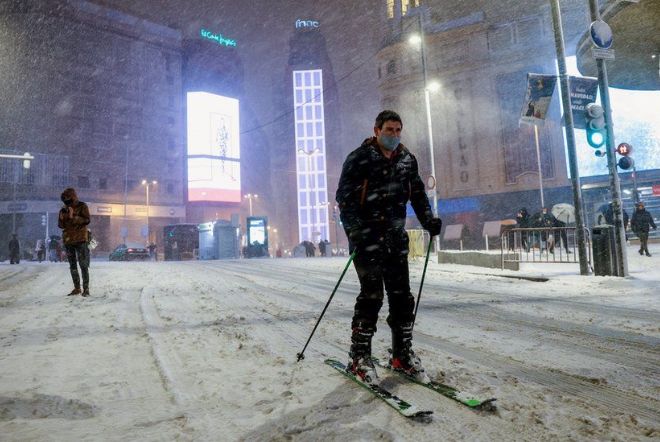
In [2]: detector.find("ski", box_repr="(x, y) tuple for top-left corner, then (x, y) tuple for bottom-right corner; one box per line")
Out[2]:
(375, 358), (496, 410)
(324, 359), (433, 419)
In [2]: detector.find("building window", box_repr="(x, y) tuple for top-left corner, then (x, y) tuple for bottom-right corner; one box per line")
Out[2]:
(78, 176), (90, 188)
(389, 0), (420, 18)
(387, 60), (396, 75)
(293, 69), (330, 244)
(99, 177), (107, 190)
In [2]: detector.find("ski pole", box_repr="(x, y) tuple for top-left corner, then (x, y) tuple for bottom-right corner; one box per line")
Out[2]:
(412, 236), (434, 330)
(296, 250), (356, 362)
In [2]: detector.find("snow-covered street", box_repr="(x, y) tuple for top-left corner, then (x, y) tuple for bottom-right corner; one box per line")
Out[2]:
(1, 245), (658, 441)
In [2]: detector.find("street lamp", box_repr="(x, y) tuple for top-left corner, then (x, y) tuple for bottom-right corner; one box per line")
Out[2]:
(244, 193), (258, 216)
(141, 179), (157, 241)
(0, 152), (34, 234)
(410, 14), (440, 252)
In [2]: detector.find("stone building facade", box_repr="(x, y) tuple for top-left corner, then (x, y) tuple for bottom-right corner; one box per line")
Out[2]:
(376, 0), (595, 237)
(0, 0), (186, 253)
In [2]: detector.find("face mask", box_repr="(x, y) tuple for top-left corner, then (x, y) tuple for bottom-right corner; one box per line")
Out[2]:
(379, 135), (400, 151)
(63, 199), (73, 206)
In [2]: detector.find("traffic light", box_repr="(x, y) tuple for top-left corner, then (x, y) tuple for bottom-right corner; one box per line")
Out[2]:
(41, 215), (47, 226)
(585, 103), (606, 149)
(616, 142), (634, 170)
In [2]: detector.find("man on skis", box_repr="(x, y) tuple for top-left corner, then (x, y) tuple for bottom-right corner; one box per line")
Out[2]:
(336, 110), (442, 385)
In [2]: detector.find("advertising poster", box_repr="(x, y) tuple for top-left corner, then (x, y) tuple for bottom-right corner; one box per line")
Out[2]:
(569, 76), (599, 129)
(520, 73), (557, 124)
(187, 92), (241, 202)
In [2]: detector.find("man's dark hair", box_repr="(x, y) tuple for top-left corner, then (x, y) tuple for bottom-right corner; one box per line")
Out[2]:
(375, 110), (403, 129)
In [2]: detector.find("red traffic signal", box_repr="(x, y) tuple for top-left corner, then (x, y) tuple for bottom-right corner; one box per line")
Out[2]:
(616, 142), (632, 156)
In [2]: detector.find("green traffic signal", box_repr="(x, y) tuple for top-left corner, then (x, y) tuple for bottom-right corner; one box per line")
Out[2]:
(585, 103), (606, 149)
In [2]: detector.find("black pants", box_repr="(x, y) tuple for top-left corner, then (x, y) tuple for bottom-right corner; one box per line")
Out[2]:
(66, 242), (90, 290)
(10, 252), (20, 264)
(638, 232), (650, 254)
(351, 247), (415, 343)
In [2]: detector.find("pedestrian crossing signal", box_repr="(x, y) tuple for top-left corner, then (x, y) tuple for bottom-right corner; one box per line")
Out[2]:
(617, 156), (634, 170)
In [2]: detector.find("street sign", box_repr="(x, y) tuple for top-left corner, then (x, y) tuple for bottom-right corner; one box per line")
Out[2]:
(590, 20), (613, 49)
(591, 47), (615, 60)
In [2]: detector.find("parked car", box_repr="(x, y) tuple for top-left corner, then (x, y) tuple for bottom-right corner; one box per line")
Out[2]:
(109, 243), (150, 261)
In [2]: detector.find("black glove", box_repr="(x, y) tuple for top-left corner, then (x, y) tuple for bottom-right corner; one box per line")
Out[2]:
(348, 227), (367, 250)
(424, 217), (442, 237)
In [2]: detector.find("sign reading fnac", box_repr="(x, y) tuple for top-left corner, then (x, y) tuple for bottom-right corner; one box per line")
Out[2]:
(295, 19), (319, 29)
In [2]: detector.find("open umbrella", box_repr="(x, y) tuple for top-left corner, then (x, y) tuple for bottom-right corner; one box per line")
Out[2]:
(552, 203), (575, 224)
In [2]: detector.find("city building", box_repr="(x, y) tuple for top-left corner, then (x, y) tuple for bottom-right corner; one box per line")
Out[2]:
(2, 0), (657, 258)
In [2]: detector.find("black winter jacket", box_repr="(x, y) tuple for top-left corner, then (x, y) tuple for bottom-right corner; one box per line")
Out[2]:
(336, 137), (434, 251)
(631, 209), (656, 234)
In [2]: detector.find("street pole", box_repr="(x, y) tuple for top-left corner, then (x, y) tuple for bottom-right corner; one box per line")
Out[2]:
(533, 125), (545, 209)
(550, 0), (590, 275)
(631, 163), (639, 204)
(145, 183), (150, 242)
(418, 13), (440, 253)
(0, 153), (34, 234)
(333, 204), (339, 256)
(587, 0), (628, 277)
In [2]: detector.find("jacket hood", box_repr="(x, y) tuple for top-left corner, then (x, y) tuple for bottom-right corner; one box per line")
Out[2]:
(61, 187), (78, 202)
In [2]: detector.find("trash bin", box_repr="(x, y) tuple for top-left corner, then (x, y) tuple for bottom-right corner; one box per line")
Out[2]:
(592, 226), (615, 276)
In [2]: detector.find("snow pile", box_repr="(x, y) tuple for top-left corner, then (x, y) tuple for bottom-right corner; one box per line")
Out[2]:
(0, 244), (658, 440)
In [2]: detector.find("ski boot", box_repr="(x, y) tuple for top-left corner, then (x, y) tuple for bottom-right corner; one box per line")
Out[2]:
(347, 355), (380, 385)
(391, 325), (430, 383)
(346, 325), (379, 385)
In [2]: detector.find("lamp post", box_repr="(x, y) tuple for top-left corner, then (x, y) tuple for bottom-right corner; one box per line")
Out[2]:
(0, 152), (33, 234)
(141, 179), (157, 242)
(244, 193), (258, 216)
(332, 204), (340, 256)
(410, 15), (440, 252)
(298, 148), (320, 241)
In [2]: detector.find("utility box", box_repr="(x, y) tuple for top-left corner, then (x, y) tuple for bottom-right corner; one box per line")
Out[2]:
(592, 226), (615, 276)
(198, 220), (240, 260)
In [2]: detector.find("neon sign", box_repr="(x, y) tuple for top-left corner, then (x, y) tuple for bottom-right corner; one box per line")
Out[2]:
(295, 19), (319, 29)
(200, 29), (237, 47)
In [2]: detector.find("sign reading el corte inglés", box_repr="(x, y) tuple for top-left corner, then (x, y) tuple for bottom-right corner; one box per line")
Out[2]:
(200, 29), (237, 47)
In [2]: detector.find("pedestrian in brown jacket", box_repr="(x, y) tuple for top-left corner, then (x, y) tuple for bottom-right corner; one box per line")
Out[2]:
(58, 187), (91, 296)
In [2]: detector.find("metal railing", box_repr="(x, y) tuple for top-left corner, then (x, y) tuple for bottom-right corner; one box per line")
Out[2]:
(500, 227), (592, 269)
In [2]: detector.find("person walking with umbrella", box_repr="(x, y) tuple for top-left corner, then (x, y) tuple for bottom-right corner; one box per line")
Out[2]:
(551, 203), (575, 255)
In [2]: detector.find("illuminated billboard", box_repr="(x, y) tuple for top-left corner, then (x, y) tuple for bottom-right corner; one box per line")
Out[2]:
(187, 92), (241, 202)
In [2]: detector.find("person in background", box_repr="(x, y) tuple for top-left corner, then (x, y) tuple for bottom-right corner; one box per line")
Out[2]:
(515, 208), (531, 251)
(58, 187), (91, 297)
(631, 201), (657, 257)
(35, 239), (46, 262)
(8, 234), (20, 264)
